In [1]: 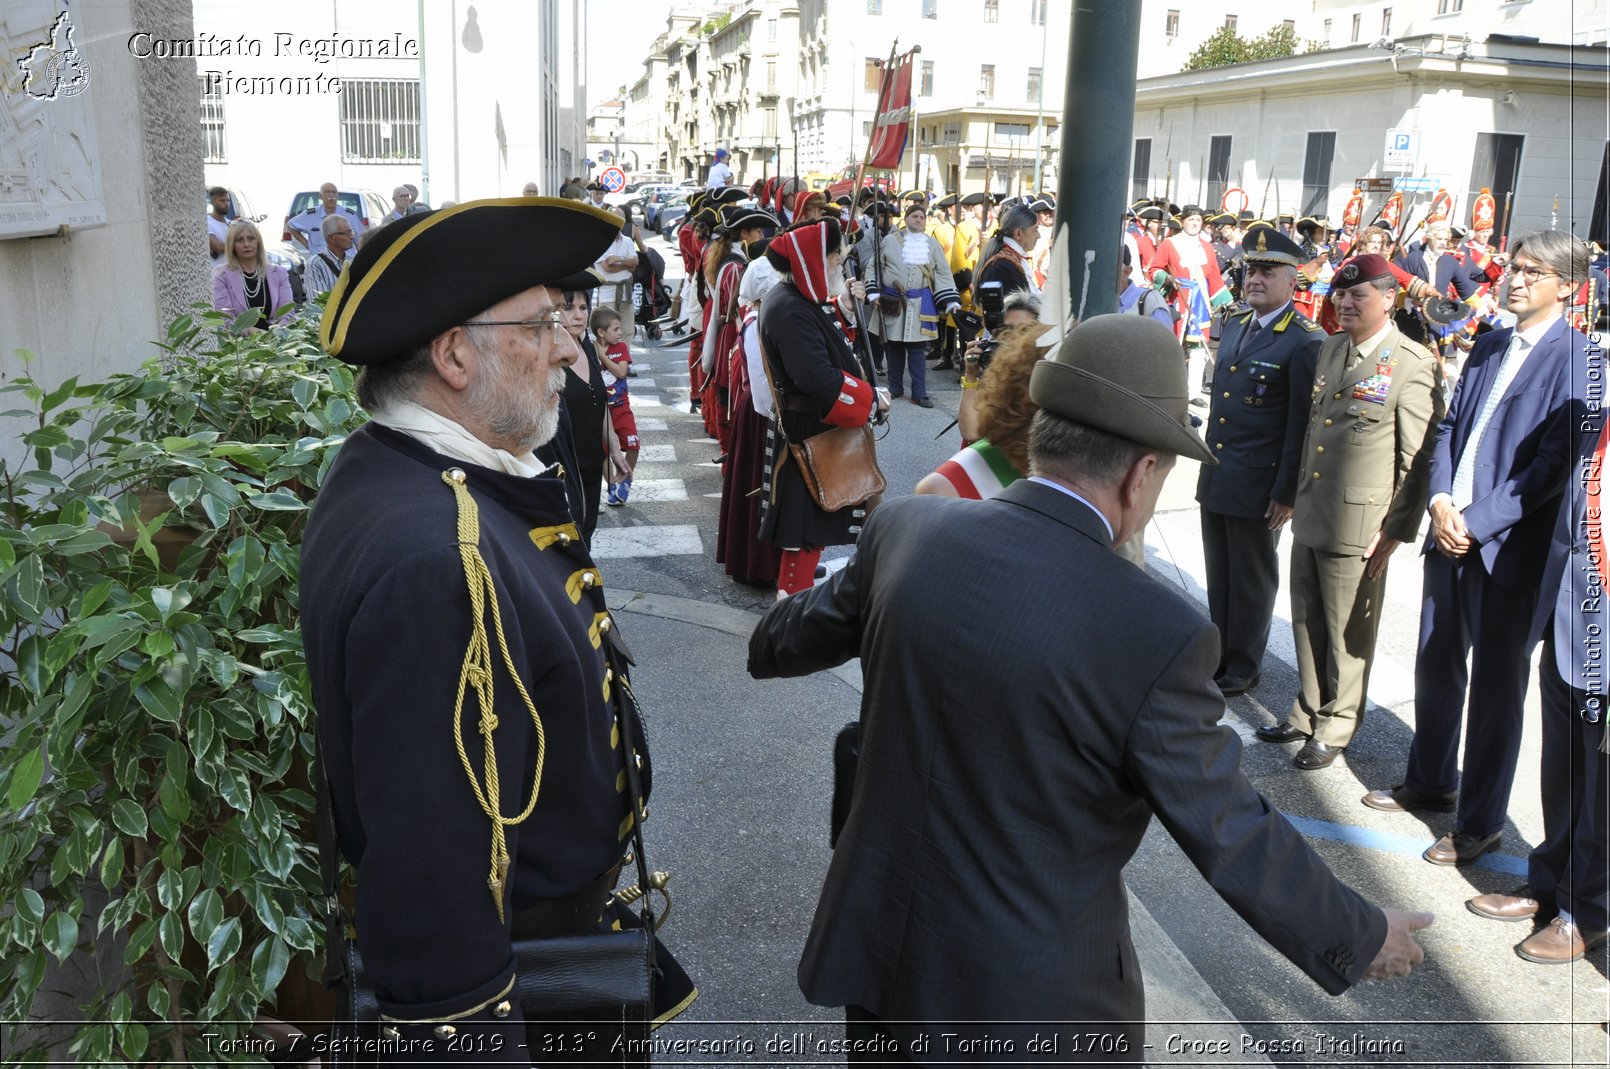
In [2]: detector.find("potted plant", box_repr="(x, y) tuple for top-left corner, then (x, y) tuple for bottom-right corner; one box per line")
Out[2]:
(0, 307), (366, 1064)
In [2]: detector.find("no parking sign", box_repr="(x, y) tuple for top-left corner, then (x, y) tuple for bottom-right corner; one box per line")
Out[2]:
(600, 167), (627, 192)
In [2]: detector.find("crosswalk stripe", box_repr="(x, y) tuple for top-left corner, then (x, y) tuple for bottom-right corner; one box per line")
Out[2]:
(619, 478), (686, 502)
(636, 418), (668, 432)
(591, 524), (703, 558)
(636, 443), (676, 463)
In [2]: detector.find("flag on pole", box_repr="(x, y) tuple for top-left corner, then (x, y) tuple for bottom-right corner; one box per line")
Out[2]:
(867, 48), (916, 170)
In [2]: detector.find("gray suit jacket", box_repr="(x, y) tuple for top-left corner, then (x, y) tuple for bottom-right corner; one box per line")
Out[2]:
(750, 480), (1386, 1046)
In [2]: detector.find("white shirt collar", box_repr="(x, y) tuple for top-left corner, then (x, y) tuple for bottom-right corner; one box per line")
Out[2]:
(1515, 312), (1562, 350)
(1026, 476), (1116, 542)
(1351, 318), (1396, 361)
(1252, 300), (1292, 330)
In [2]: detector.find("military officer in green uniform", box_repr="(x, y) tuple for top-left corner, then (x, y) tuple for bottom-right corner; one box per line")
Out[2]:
(1199, 225), (1325, 697)
(1259, 253), (1443, 770)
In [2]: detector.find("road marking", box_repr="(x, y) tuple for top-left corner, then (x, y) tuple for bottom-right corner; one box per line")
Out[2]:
(637, 418), (668, 432)
(590, 525), (703, 558)
(629, 378), (658, 389)
(1282, 814), (1529, 876)
(636, 443), (677, 463)
(627, 395), (668, 409)
(687, 437), (719, 445)
(617, 478), (686, 502)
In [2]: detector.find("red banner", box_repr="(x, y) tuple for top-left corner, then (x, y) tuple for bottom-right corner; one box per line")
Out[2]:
(867, 50), (915, 170)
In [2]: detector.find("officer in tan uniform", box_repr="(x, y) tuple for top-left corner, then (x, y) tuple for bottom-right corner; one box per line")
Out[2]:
(1263, 253), (1443, 770)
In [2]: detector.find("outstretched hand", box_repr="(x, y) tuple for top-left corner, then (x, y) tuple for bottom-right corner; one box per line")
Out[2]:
(1363, 909), (1434, 980)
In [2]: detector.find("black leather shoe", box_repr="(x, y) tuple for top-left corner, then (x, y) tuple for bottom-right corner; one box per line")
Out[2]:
(912, 397), (934, 408)
(1215, 674), (1260, 696)
(1360, 784), (1459, 813)
(1293, 738), (1346, 770)
(1254, 723), (1307, 744)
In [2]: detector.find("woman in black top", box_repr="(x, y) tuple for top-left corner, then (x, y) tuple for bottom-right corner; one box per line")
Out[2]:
(559, 290), (625, 539)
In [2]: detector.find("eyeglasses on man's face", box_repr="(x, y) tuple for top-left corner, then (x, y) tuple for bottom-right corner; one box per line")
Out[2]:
(465, 313), (566, 341)
(1507, 263), (1560, 285)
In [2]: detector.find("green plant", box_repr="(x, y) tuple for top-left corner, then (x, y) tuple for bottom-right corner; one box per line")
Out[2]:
(1183, 24), (1321, 70)
(0, 307), (366, 1064)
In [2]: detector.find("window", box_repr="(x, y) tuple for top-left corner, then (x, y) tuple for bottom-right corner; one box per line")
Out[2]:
(1031, 0), (1047, 25)
(980, 64), (995, 99)
(994, 122), (1030, 138)
(1437, 0), (1463, 12)
(985, 0), (999, 22)
(198, 75), (226, 163)
(339, 78), (421, 163)
(767, 61), (776, 92)
(767, 19), (777, 41)
(1301, 131), (1336, 215)
(1351, 13), (1361, 42)
(1322, 18), (1332, 44)
(1166, 10), (1180, 37)
(1283, 19), (1295, 32)
(1468, 133), (1525, 225)
(920, 60), (935, 97)
(867, 0), (881, 12)
(1207, 135), (1232, 207)
(864, 57), (882, 92)
(1382, 8), (1392, 35)
(1225, 14), (1238, 31)
(1027, 67), (1042, 102)
(922, 0), (938, 17)
(1132, 138), (1152, 202)
(764, 106), (778, 139)
(942, 121), (962, 142)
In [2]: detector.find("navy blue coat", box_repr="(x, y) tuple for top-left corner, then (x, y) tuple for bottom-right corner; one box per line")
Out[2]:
(1533, 328), (1610, 693)
(1197, 303), (1324, 517)
(1396, 242), (1482, 300)
(1427, 318), (1585, 590)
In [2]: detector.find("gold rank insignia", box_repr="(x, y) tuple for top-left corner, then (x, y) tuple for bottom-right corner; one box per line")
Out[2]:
(1255, 230), (1268, 253)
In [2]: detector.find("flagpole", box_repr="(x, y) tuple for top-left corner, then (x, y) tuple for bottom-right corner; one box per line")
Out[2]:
(844, 39), (904, 422)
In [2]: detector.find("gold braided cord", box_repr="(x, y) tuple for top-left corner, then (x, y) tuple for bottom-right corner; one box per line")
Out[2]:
(441, 469), (548, 922)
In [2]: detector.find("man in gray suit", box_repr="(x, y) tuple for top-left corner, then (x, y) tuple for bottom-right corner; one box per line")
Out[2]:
(750, 314), (1433, 1063)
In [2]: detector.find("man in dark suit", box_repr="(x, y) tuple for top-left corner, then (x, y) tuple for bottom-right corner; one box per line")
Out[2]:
(750, 314), (1432, 1062)
(1200, 225), (1324, 697)
(1468, 236), (1607, 961)
(1363, 230), (1587, 868)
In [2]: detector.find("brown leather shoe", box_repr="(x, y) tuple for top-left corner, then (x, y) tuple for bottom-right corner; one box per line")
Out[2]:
(1467, 887), (1543, 922)
(1423, 830), (1502, 866)
(1517, 918), (1609, 964)
(1361, 784), (1458, 814)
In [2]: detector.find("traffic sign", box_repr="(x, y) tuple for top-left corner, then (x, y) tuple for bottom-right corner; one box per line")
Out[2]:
(600, 167), (627, 192)
(1394, 176), (1441, 193)
(1384, 128), (1419, 170)
(1355, 178), (1395, 193)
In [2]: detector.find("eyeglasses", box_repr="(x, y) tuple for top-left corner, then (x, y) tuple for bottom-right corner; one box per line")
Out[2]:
(465, 313), (566, 341)
(1507, 264), (1560, 284)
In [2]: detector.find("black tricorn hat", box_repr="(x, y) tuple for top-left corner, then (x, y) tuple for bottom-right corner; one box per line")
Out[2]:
(959, 191), (990, 207)
(1237, 209), (1256, 223)
(933, 193), (959, 210)
(1137, 205), (1165, 222)
(708, 185), (748, 205)
(586, 181), (606, 192)
(719, 204), (779, 234)
(320, 198), (620, 365)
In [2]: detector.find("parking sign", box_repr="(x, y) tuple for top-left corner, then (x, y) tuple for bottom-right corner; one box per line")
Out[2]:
(1384, 129), (1419, 171)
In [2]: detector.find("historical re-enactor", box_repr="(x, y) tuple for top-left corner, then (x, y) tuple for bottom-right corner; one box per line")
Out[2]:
(1259, 253), (1443, 770)
(749, 314), (1432, 1064)
(1197, 225), (1325, 698)
(301, 198), (695, 1064)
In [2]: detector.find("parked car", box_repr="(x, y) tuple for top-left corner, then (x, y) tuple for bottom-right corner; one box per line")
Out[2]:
(642, 188), (689, 230)
(207, 187), (306, 302)
(657, 195), (693, 237)
(281, 188), (390, 249)
(606, 182), (680, 218)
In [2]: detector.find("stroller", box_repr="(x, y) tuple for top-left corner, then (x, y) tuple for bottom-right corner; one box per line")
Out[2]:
(632, 247), (677, 340)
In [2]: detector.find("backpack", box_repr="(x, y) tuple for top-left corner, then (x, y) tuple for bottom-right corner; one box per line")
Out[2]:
(1132, 287), (1172, 322)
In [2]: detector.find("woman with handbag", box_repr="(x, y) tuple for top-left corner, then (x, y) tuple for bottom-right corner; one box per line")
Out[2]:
(756, 216), (888, 598)
(211, 218), (294, 329)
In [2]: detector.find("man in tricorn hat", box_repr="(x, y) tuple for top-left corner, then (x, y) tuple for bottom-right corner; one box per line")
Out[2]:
(302, 198), (695, 1062)
(751, 313), (1431, 1060)
(1258, 253), (1443, 769)
(1199, 225), (1326, 702)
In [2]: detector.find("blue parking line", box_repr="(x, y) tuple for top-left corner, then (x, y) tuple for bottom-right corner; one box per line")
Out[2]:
(1285, 814), (1530, 877)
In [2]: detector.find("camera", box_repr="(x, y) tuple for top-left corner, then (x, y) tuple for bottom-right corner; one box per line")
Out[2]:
(978, 280), (1006, 335)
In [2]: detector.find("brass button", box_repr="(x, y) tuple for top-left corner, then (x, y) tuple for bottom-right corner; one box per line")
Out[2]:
(1228, 365), (1237, 373)
(599, 616), (613, 632)
(1334, 391), (1342, 399)
(1218, 417), (1226, 425)
(1222, 391), (1230, 399)
(446, 468), (467, 483)
(1316, 446), (1325, 454)
(1215, 443), (1224, 450)
(1325, 418), (1333, 426)
(557, 532), (573, 546)
(582, 572), (597, 588)
(1312, 472), (1321, 479)
(435, 1025), (457, 1039)
(493, 1000), (512, 1018)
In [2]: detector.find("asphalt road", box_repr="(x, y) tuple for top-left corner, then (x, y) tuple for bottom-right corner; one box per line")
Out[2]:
(588, 230), (1609, 1067)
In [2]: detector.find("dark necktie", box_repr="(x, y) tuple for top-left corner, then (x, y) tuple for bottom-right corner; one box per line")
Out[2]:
(1237, 318), (1261, 360)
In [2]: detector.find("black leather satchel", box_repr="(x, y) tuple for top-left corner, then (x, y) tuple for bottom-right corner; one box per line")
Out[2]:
(316, 634), (659, 1063)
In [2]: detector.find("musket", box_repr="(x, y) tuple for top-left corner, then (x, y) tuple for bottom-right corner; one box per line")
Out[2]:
(1497, 191), (1514, 252)
(1258, 172), (1275, 218)
(1196, 154), (1204, 205)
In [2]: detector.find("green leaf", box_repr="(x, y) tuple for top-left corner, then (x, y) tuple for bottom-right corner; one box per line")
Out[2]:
(40, 375), (80, 413)
(11, 554), (45, 621)
(291, 377), (318, 408)
(281, 915), (315, 952)
(42, 911), (77, 962)
(166, 475), (201, 509)
(157, 772), (190, 822)
(200, 492), (231, 528)
(218, 765), (252, 812)
(99, 834), (126, 890)
(110, 800), (148, 838)
(250, 935), (292, 995)
(189, 706), (216, 761)
(158, 910), (184, 961)
(16, 633), (48, 696)
(134, 679), (182, 723)
(50, 529), (114, 556)
(8, 746), (44, 811)
(157, 869), (183, 912)
(147, 980), (170, 1018)
(187, 887), (223, 944)
(142, 630), (176, 660)
(149, 586), (192, 621)
(18, 887), (45, 925)
(206, 916), (242, 972)
(123, 918), (158, 965)
(244, 489), (306, 511)
(117, 1020), (149, 1060)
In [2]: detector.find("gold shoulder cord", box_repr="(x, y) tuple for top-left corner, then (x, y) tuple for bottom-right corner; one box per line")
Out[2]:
(440, 468), (548, 922)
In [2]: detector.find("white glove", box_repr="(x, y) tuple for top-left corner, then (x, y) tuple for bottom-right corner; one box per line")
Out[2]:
(944, 302), (962, 314)
(875, 387), (892, 413)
